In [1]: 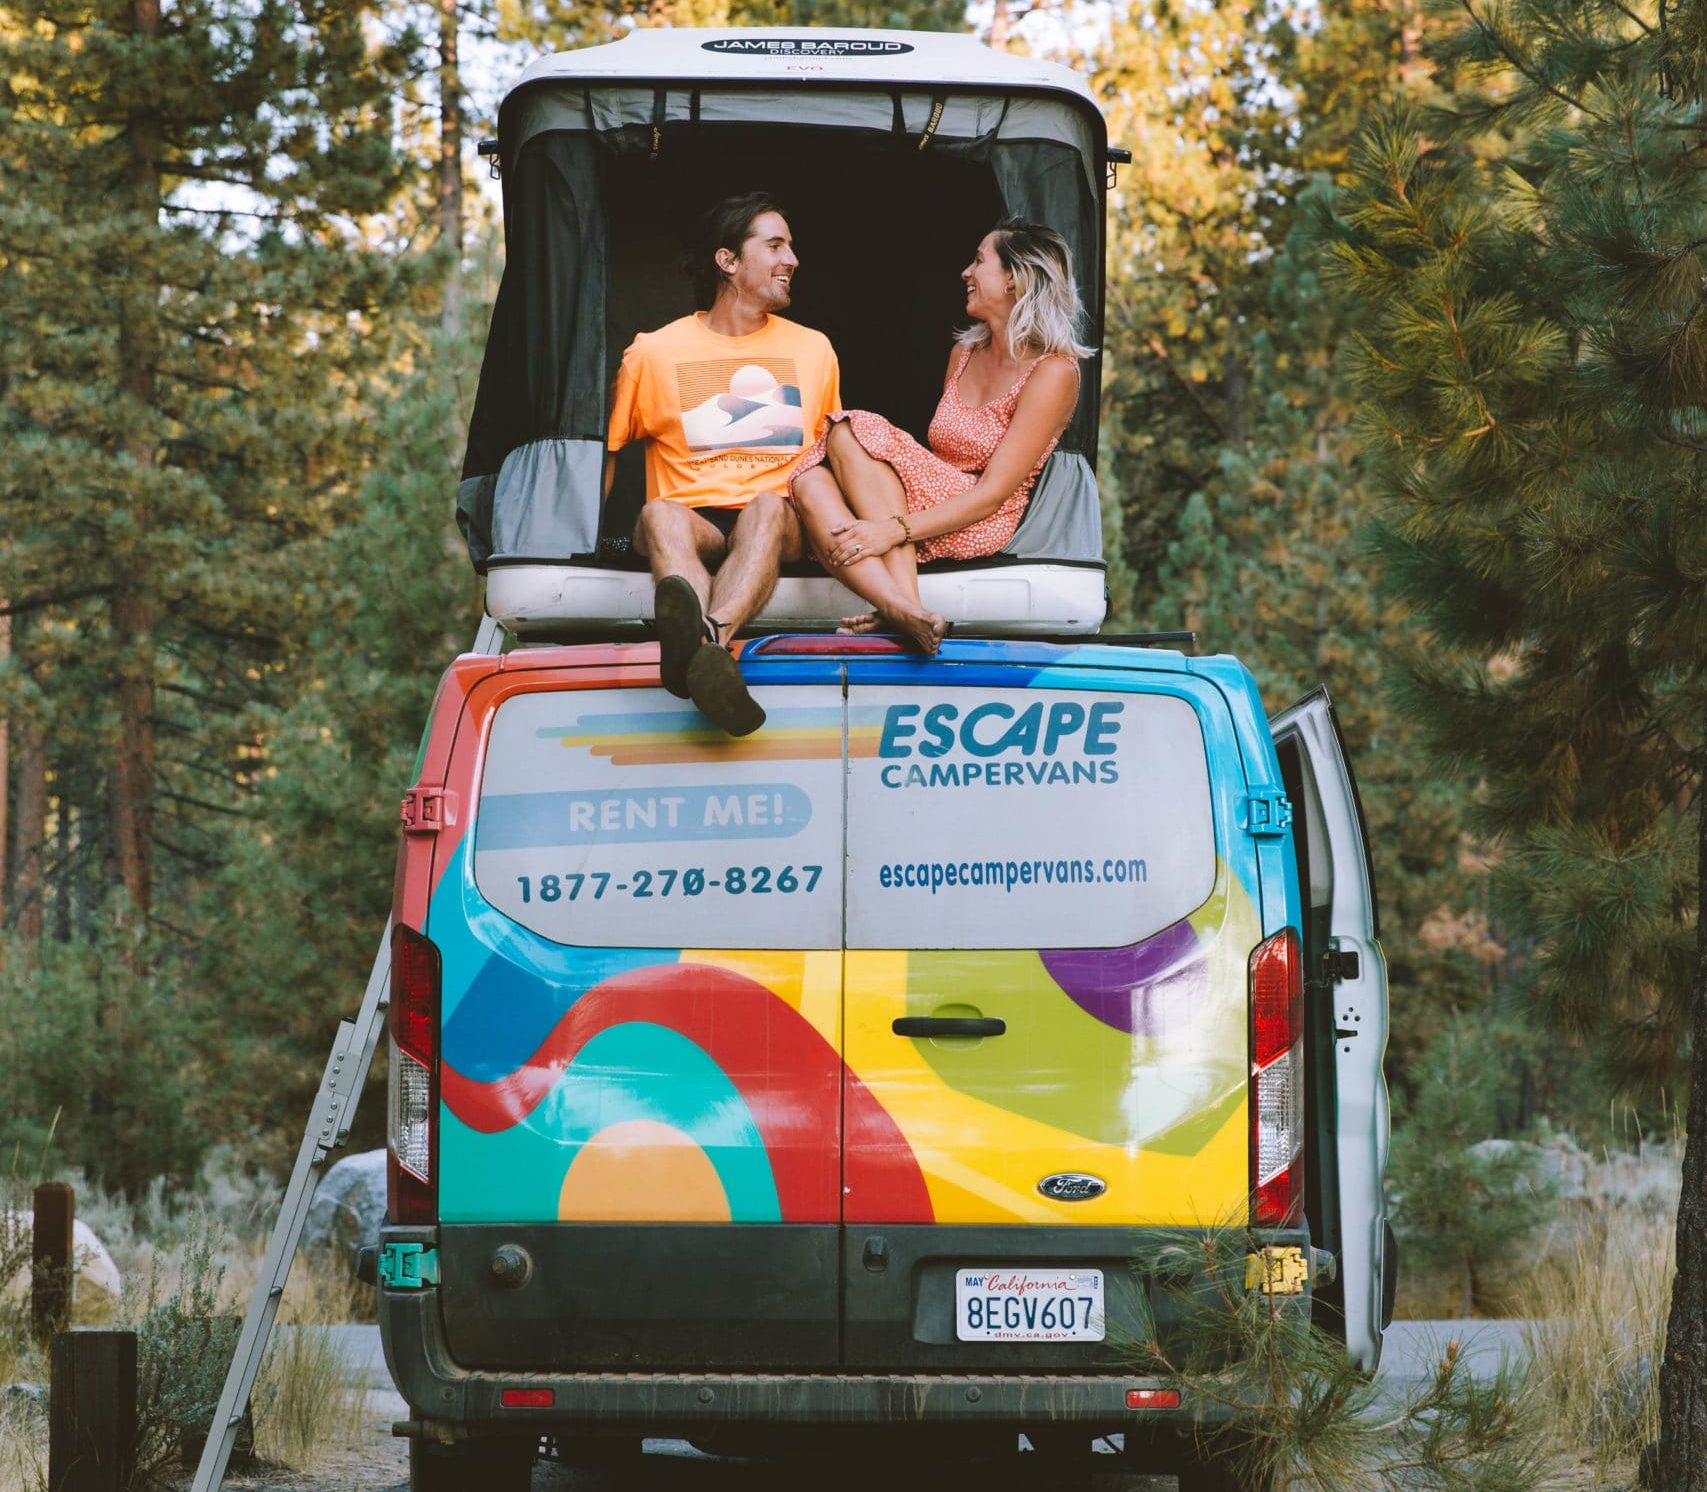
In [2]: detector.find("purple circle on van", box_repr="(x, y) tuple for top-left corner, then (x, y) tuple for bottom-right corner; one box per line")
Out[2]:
(1041, 918), (1206, 1035)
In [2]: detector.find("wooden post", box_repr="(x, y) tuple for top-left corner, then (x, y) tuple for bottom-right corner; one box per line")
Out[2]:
(48, 1329), (137, 1492)
(32, 1181), (74, 1344)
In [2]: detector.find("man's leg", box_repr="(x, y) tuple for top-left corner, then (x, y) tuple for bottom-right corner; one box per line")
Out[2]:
(633, 501), (730, 699)
(679, 493), (802, 738)
(703, 492), (804, 636)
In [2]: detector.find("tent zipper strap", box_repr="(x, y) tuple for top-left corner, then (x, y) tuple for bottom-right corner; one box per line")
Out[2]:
(917, 96), (947, 151)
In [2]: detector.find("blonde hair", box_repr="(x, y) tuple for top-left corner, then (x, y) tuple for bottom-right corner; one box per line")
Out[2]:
(957, 218), (1094, 361)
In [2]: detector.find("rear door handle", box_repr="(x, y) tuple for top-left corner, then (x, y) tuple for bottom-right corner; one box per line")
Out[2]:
(891, 1017), (1006, 1038)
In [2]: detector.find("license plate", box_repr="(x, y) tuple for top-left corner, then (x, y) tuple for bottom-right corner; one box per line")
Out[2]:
(954, 1267), (1105, 1341)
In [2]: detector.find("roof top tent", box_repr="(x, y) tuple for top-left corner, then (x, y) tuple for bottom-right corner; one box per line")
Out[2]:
(460, 28), (1114, 638)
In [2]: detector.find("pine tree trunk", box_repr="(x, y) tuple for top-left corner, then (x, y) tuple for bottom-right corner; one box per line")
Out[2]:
(12, 712), (45, 945)
(0, 611), (9, 934)
(113, 0), (161, 918)
(439, 0), (463, 332)
(1656, 761), (1707, 1489)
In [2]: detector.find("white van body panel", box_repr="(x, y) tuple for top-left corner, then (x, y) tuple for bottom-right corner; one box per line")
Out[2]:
(1270, 691), (1390, 1372)
(485, 562), (1107, 638)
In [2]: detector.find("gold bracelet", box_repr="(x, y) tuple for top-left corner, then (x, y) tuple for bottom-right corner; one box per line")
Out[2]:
(895, 513), (913, 542)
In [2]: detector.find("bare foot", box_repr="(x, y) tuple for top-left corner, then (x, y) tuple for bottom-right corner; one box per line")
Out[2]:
(880, 604), (947, 656)
(837, 611), (882, 634)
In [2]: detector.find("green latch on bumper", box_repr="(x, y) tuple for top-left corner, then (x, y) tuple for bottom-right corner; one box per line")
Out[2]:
(379, 1241), (440, 1289)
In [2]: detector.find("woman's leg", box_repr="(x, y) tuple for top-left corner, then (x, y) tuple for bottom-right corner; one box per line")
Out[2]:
(824, 424), (942, 643)
(792, 466), (944, 653)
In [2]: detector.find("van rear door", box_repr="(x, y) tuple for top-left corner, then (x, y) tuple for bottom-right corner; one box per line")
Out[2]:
(1269, 688), (1391, 1371)
(837, 662), (1265, 1365)
(436, 670), (848, 1370)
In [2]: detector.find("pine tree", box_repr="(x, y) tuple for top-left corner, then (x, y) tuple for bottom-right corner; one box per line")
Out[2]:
(0, 0), (425, 1190)
(1092, 0), (1499, 1083)
(1331, 0), (1707, 1476)
(0, 0), (422, 922)
(202, 268), (486, 1161)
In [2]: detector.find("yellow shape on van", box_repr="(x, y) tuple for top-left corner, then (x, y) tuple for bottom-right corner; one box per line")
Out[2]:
(558, 1119), (731, 1222)
(844, 951), (1248, 1226)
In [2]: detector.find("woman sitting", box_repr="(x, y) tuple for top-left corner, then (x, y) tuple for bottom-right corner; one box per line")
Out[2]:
(788, 219), (1090, 652)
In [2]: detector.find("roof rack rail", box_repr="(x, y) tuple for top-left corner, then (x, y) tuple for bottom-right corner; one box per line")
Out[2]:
(484, 623), (1199, 651)
(1038, 630), (1197, 649)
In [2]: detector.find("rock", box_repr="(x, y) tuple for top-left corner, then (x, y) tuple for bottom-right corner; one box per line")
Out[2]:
(1, 1382), (47, 1418)
(303, 1148), (388, 1267)
(0, 1213), (122, 1323)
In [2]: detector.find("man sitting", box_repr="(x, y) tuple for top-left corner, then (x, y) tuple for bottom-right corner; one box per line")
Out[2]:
(606, 192), (840, 735)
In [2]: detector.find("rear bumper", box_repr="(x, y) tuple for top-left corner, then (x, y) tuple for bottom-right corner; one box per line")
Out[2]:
(379, 1221), (1316, 1438)
(385, 1286), (1182, 1432)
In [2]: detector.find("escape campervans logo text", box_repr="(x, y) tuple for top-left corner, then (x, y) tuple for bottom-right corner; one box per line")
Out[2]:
(875, 699), (1124, 790)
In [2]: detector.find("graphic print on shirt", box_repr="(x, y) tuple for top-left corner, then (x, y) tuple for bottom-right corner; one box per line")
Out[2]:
(678, 358), (804, 451)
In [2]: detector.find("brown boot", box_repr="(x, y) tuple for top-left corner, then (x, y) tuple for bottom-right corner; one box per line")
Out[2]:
(685, 641), (765, 737)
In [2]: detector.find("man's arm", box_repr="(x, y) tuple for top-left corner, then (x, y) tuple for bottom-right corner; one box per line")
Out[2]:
(605, 337), (645, 504)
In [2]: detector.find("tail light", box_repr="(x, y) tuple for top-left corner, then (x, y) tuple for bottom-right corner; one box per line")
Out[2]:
(1250, 927), (1304, 1227)
(387, 923), (440, 1225)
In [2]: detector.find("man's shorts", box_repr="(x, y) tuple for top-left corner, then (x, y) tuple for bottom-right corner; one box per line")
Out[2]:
(690, 505), (742, 540)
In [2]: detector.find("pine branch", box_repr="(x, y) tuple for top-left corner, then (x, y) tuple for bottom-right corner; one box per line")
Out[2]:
(156, 790), (249, 820)
(0, 586), (113, 618)
(1601, 0), (1656, 35)
(1456, 0), (1615, 123)
(1141, 334), (1228, 438)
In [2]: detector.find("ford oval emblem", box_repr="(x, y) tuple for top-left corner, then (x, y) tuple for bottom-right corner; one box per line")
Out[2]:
(1038, 1172), (1106, 1202)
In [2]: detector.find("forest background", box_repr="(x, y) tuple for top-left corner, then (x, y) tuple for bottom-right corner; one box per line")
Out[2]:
(0, 0), (1703, 1474)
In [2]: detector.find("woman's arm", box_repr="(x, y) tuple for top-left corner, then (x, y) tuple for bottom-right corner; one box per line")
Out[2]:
(903, 357), (1079, 544)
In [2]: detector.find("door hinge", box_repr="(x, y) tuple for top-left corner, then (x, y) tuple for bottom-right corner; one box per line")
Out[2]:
(1243, 789), (1293, 838)
(1324, 947), (1361, 982)
(1245, 1245), (1310, 1295)
(400, 786), (456, 835)
(378, 1242), (440, 1290)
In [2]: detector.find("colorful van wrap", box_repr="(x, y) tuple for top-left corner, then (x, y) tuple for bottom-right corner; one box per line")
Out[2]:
(412, 642), (1299, 1233)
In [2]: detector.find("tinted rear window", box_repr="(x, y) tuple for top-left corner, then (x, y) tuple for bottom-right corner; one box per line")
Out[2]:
(473, 686), (846, 950)
(845, 686), (1215, 950)
(471, 683), (1216, 952)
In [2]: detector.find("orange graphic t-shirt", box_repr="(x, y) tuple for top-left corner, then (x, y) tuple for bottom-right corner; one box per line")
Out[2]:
(607, 313), (841, 510)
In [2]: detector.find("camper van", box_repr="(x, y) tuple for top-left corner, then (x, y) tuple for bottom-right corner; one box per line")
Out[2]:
(377, 27), (1392, 1492)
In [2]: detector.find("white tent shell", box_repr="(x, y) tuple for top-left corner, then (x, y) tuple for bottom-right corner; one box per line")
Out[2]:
(508, 27), (1097, 104)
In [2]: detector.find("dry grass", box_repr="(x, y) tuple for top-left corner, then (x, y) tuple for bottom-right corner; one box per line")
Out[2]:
(1518, 1144), (1677, 1481)
(0, 1393), (44, 1492)
(141, 1227), (372, 1475)
(0, 1160), (373, 1485)
(248, 1248), (371, 1471)
(0, 1196), (43, 1492)
(252, 1324), (369, 1469)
